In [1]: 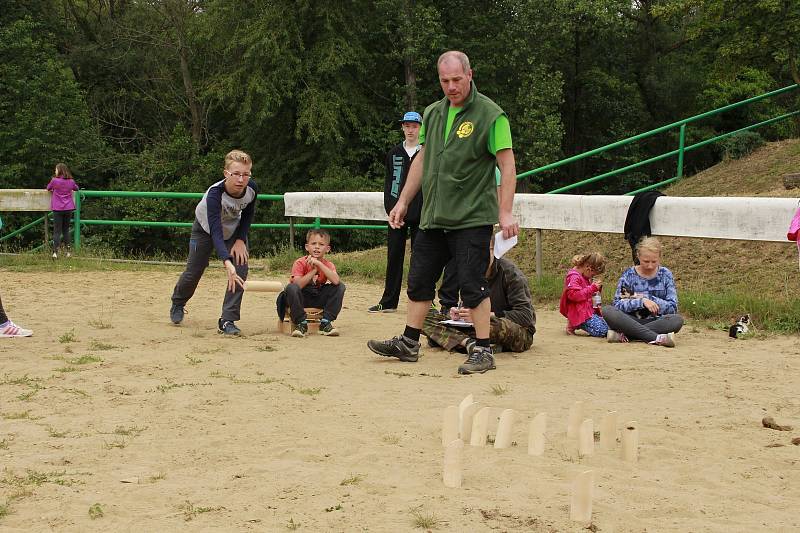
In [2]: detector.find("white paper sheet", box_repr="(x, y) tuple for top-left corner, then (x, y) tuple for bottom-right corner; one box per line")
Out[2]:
(439, 320), (474, 327)
(493, 230), (518, 258)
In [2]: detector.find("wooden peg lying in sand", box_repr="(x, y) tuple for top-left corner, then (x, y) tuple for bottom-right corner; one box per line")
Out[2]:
(243, 280), (284, 292)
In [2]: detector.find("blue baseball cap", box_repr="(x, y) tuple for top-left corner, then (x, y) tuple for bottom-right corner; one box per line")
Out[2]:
(400, 111), (422, 124)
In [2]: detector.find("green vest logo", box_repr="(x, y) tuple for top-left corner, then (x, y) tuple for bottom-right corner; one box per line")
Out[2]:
(456, 121), (474, 138)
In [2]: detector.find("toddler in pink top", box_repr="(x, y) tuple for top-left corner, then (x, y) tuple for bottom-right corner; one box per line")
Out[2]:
(559, 252), (609, 337)
(46, 163), (79, 259)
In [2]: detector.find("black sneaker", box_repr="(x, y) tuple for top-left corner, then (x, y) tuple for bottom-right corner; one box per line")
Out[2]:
(368, 304), (397, 313)
(367, 335), (420, 362)
(458, 345), (495, 375)
(319, 320), (339, 336)
(218, 319), (241, 336)
(291, 321), (308, 338)
(170, 304), (185, 324)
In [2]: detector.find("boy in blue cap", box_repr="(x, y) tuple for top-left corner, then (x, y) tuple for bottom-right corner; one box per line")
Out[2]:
(368, 111), (423, 314)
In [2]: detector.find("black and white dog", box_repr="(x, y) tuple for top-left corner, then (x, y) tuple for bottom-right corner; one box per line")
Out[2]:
(729, 314), (751, 338)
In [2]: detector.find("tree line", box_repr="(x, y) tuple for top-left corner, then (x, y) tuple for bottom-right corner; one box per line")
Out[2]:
(1, 0), (797, 254)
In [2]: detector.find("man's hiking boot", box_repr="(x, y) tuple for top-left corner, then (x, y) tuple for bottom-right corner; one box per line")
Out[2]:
(458, 345), (495, 375)
(367, 335), (420, 362)
(218, 319), (241, 336)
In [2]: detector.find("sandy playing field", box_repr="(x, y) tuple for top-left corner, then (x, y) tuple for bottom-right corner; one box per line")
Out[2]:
(1, 268), (799, 532)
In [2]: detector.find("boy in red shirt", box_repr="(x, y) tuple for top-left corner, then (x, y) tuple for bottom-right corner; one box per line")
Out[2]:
(285, 229), (346, 337)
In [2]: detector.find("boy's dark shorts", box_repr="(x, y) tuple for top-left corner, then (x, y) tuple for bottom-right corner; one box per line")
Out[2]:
(406, 225), (492, 308)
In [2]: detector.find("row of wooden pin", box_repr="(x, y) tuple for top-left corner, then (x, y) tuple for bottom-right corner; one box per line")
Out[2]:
(442, 397), (641, 524)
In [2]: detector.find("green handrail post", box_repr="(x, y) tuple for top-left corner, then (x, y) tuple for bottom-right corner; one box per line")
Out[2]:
(74, 190), (82, 251)
(314, 217), (321, 229)
(677, 124), (686, 180)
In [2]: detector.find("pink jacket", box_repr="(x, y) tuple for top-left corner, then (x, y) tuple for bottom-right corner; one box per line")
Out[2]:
(559, 268), (600, 327)
(46, 176), (79, 211)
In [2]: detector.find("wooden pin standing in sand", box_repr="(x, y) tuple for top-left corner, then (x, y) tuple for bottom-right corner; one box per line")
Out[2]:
(578, 419), (594, 456)
(460, 403), (482, 443)
(569, 469), (595, 522)
(458, 395), (474, 425)
(621, 421), (639, 462)
(443, 439), (463, 488)
(442, 405), (459, 446)
(567, 401), (584, 439)
(494, 409), (515, 449)
(528, 413), (547, 456)
(600, 411), (618, 452)
(470, 407), (491, 447)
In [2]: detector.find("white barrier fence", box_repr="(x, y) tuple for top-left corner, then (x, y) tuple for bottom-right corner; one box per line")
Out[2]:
(284, 192), (799, 277)
(284, 192), (798, 242)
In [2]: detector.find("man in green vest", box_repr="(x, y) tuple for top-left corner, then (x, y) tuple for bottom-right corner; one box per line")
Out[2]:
(368, 50), (519, 375)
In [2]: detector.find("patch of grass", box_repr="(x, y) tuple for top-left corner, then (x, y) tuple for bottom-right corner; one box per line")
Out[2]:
(324, 503), (343, 512)
(148, 472), (166, 483)
(339, 473), (363, 486)
(88, 503), (104, 519)
(103, 438), (126, 449)
(490, 384), (510, 396)
(184, 354), (204, 365)
(17, 390), (38, 401)
(382, 434), (401, 445)
(178, 500), (225, 521)
(297, 387), (322, 396)
(54, 366), (79, 373)
(58, 329), (77, 344)
(286, 517), (300, 530)
(66, 355), (102, 365)
(209, 372), (277, 385)
(88, 340), (117, 350)
(153, 380), (212, 393)
(87, 318), (113, 330)
(113, 425), (147, 437)
(190, 329), (205, 338)
(385, 370), (412, 377)
(2, 411), (31, 420)
(2, 469), (83, 488)
(255, 345), (277, 352)
(0, 438), (10, 449)
(61, 388), (89, 397)
(46, 426), (69, 438)
(410, 507), (441, 529)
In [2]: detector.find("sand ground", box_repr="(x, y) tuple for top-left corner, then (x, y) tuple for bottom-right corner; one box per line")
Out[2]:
(1, 269), (799, 532)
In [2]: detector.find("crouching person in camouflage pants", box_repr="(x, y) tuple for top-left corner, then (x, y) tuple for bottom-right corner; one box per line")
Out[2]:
(423, 245), (535, 354)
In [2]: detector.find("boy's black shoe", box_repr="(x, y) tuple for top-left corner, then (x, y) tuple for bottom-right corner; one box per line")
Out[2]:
(368, 304), (396, 313)
(319, 320), (339, 336)
(458, 345), (495, 375)
(367, 335), (420, 362)
(218, 319), (241, 336)
(170, 304), (185, 324)
(291, 321), (308, 338)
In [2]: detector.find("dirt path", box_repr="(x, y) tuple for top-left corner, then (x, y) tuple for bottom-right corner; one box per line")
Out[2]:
(1, 270), (798, 531)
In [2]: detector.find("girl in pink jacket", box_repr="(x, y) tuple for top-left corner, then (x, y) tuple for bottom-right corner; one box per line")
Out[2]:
(46, 163), (79, 259)
(559, 252), (609, 337)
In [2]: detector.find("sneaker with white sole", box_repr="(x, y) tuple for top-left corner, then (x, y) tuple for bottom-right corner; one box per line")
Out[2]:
(291, 321), (308, 338)
(607, 330), (629, 343)
(458, 345), (495, 375)
(170, 304), (185, 324)
(649, 332), (675, 347)
(367, 335), (420, 362)
(319, 320), (339, 336)
(0, 321), (33, 338)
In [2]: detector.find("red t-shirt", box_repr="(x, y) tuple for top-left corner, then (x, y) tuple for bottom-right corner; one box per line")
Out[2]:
(290, 256), (337, 286)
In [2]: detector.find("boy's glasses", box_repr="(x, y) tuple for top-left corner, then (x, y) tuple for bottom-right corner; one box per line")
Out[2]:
(225, 170), (252, 179)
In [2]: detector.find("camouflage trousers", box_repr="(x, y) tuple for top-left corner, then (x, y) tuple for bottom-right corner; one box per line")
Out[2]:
(422, 309), (534, 353)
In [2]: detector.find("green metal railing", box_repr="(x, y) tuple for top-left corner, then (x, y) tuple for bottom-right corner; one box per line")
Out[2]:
(72, 190), (386, 251)
(518, 83), (799, 195)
